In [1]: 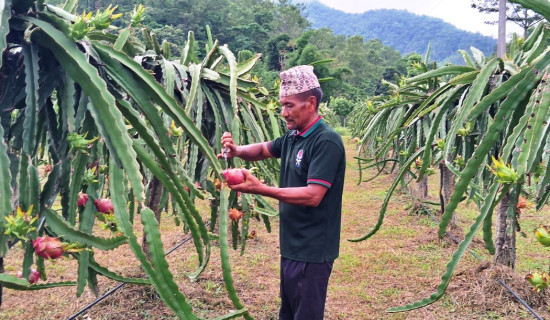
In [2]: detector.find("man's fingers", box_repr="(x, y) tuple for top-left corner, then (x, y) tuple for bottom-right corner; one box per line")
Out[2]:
(221, 132), (232, 139)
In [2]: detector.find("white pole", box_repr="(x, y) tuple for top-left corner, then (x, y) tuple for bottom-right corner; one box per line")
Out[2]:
(497, 0), (507, 58)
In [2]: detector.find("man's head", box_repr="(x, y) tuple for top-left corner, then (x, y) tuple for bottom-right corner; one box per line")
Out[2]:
(279, 66), (323, 131)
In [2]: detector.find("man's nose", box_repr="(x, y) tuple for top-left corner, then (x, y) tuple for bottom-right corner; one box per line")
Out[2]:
(281, 107), (288, 117)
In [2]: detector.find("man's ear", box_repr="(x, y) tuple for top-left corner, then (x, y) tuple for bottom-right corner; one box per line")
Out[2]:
(306, 95), (317, 111)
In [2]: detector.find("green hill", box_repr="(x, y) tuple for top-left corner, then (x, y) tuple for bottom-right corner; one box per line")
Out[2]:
(303, 1), (497, 63)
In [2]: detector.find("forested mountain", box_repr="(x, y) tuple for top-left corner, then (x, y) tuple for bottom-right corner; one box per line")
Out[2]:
(45, 0), (490, 107)
(303, 1), (497, 64)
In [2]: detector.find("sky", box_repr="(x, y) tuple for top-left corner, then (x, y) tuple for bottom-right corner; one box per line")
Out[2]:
(298, 0), (525, 39)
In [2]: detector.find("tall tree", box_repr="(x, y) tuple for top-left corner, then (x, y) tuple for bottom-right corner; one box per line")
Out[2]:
(472, 0), (544, 37)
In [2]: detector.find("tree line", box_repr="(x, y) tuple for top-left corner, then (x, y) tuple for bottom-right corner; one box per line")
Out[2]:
(48, 0), (432, 122)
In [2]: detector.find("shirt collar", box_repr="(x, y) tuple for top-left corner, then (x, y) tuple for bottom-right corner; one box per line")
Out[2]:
(295, 116), (323, 138)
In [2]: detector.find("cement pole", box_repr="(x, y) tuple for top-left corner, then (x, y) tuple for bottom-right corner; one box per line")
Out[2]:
(497, 0), (507, 58)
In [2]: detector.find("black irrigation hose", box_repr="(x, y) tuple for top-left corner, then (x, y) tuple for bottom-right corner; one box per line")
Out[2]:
(416, 199), (544, 320)
(66, 229), (199, 320)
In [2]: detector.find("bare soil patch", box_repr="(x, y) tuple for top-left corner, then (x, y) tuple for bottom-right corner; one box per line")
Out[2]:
(0, 137), (549, 320)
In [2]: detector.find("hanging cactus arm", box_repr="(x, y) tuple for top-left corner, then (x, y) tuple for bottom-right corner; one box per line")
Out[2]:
(109, 159), (197, 319)
(202, 39), (220, 68)
(417, 87), (463, 181)
(39, 163), (61, 213)
(160, 57), (176, 97)
(522, 22), (545, 53)
(76, 250), (89, 297)
(186, 63), (202, 115)
(22, 16), (145, 202)
(443, 58), (503, 159)
(219, 188), (253, 320)
(236, 53), (262, 76)
(0, 0), (11, 68)
(217, 45), (239, 114)
(45, 209), (127, 250)
(208, 308), (250, 320)
(113, 28), (131, 51)
(388, 182), (505, 312)
(22, 43), (40, 156)
(133, 144), (209, 277)
(140, 207), (198, 318)
(405, 66), (477, 84)
(180, 30), (197, 66)
(91, 42), (223, 177)
(348, 147), (425, 242)
(0, 124), (12, 222)
(88, 260), (151, 285)
(516, 69), (550, 175)
(0, 273), (76, 290)
(403, 84), (453, 127)
(459, 49), (476, 68)
(467, 68), (527, 123)
(439, 56), (550, 238)
(92, 52), (180, 168)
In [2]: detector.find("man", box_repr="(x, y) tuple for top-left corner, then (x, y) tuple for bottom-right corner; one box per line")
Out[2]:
(219, 65), (345, 320)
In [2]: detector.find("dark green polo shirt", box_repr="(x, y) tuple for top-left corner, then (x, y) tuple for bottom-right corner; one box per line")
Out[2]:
(267, 116), (345, 263)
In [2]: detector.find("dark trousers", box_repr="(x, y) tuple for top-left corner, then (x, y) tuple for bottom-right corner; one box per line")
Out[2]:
(279, 257), (334, 320)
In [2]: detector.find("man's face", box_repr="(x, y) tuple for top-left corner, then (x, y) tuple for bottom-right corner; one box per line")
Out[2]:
(279, 94), (315, 132)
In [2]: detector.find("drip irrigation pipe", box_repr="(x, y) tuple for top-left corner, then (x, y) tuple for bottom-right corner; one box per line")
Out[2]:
(416, 198), (544, 320)
(66, 227), (200, 320)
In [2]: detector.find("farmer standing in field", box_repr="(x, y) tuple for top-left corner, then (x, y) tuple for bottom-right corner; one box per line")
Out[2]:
(218, 65), (346, 320)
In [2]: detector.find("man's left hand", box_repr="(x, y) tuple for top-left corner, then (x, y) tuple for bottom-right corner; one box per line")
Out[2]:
(227, 169), (263, 193)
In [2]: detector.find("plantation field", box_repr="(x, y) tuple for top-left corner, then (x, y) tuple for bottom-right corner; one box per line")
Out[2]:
(0, 137), (549, 320)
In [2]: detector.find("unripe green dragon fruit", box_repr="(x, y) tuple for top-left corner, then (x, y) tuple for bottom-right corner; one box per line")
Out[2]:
(534, 226), (550, 247)
(525, 271), (549, 292)
(66, 132), (99, 154)
(90, 5), (122, 30)
(130, 4), (146, 27)
(69, 11), (93, 41)
(487, 156), (521, 184)
(169, 120), (183, 137)
(4, 205), (37, 241)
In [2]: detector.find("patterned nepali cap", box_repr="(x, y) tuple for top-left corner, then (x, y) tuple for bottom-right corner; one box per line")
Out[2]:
(279, 65), (320, 98)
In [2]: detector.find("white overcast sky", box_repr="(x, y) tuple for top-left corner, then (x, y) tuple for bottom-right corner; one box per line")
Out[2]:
(299, 0), (525, 38)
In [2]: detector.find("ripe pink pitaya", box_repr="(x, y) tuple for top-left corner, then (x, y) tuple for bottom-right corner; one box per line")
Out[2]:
(223, 169), (245, 185)
(77, 192), (89, 207)
(29, 269), (41, 284)
(32, 236), (64, 259)
(94, 198), (114, 214)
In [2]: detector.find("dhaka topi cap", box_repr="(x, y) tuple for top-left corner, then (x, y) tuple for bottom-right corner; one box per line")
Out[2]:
(279, 65), (320, 98)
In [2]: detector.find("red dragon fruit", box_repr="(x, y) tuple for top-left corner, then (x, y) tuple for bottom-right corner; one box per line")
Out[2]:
(15, 270), (39, 284)
(29, 269), (41, 284)
(223, 168), (245, 185)
(32, 236), (65, 259)
(77, 192), (89, 207)
(94, 198), (114, 214)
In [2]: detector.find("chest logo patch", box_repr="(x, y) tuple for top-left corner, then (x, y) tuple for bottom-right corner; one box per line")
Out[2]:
(296, 149), (304, 167)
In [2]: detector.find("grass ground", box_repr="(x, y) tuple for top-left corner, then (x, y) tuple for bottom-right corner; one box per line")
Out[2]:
(0, 137), (549, 319)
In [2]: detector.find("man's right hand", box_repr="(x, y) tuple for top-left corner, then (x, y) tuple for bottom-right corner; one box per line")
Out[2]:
(217, 132), (238, 159)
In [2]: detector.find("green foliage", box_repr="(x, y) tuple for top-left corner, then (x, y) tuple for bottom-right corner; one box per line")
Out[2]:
(305, 2), (496, 64)
(472, 0), (544, 37)
(0, 3), (282, 318)
(348, 0), (550, 311)
(329, 97), (355, 118)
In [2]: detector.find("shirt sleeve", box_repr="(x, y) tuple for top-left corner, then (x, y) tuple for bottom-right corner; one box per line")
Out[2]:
(307, 138), (344, 189)
(267, 135), (284, 158)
